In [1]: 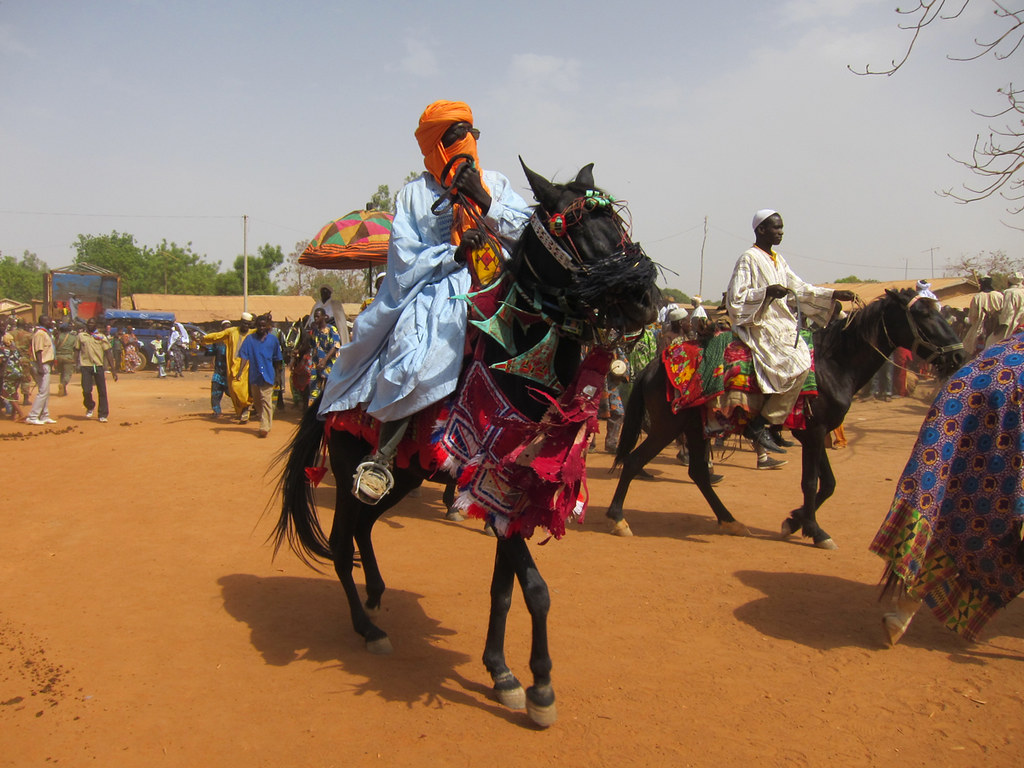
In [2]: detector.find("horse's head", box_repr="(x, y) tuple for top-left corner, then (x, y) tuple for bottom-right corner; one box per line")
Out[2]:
(882, 288), (964, 376)
(515, 160), (661, 338)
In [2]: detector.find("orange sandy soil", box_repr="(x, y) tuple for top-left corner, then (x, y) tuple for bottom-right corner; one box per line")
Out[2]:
(1, 372), (1022, 768)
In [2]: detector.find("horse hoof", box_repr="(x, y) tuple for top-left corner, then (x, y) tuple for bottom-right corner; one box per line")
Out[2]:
(815, 538), (838, 550)
(719, 520), (750, 537)
(495, 684), (526, 710)
(526, 686), (557, 728)
(883, 613), (909, 646)
(445, 509), (466, 522)
(610, 519), (633, 537)
(780, 519), (798, 538)
(366, 636), (393, 655)
(483, 523), (497, 537)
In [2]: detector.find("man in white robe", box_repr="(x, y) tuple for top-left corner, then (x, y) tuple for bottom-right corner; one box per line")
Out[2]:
(306, 285), (350, 345)
(726, 210), (854, 452)
(997, 272), (1024, 340)
(963, 275), (1004, 356)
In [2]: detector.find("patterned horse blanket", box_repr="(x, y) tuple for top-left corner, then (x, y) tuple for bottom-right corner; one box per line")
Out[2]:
(321, 276), (609, 541)
(662, 330), (818, 430)
(869, 334), (1024, 641)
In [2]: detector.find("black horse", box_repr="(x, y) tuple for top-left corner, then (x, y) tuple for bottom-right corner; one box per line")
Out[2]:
(606, 289), (964, 547)
(274, 161), (659, 727)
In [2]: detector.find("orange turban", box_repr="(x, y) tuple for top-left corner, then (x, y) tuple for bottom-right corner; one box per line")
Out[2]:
(414, 100), (490, 245)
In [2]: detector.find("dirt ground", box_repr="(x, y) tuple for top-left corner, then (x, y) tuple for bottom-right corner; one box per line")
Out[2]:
(1, 371), (1022, 767)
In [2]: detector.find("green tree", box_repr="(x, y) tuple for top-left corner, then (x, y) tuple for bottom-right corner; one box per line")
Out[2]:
(0, 250), (48, 302)
(146, 240), (221, 295)
(366, 184), (395, 213)
(274, 239), (319, 296)
(73, 232), (146, 292)
(833, 275), (878, 284)
(73, 232), (224, 295)
(222, 243), (284, 295)
(662, 287), (691, 305)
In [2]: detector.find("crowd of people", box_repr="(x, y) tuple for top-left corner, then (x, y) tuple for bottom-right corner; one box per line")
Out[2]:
(1, 314), (118, 424)
(5, 99), (1022, 650)
(0, 282), (359, 439)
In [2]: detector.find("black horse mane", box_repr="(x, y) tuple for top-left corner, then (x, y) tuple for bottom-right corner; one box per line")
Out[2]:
(504, 181), (658, 334)
(814, 287), (917, 360)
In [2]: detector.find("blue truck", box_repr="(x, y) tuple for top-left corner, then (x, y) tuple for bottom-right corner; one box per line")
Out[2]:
(101, 309), (205, 371)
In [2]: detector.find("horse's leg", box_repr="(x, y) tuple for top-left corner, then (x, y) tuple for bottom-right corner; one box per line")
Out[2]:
(482, 539), (527, 711)
(327, 437), (393, 653)
(605, 423), (678, 535)
(784, 428), (837, 549)
(683, 418), (748, 536)
(499, 536), (557, 727)
(442, 478), (465, 521)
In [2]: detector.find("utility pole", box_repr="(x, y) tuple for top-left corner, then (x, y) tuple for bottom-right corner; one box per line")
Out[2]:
(923, 246), (939, 279)
(699, 216), (708, 296)
(243, 215), (249, 314)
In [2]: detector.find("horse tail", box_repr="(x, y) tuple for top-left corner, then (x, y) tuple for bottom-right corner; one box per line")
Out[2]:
(271, 393), (333, 567)
(614, 358), (654, 468)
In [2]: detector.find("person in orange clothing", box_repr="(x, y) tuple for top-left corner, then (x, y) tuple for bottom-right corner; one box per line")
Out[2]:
(827, 425), (847, 449)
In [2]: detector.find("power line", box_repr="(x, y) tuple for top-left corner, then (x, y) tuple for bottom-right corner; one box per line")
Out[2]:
(0, 209), (238, 220)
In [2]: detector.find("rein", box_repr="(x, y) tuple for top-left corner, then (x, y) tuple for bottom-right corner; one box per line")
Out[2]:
(866, 294), (964, 369)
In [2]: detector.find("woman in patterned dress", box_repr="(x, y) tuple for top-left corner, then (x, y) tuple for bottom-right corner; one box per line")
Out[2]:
(0, 319), (27, 421)
(121, 328), (142, 373)
(871, 332), (1024, 645)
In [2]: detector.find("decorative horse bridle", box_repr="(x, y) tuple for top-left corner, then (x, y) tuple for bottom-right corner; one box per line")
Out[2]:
(876, 294), (964, 365)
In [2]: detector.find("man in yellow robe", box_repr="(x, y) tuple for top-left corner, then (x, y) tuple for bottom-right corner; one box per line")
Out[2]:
(203, 312), (253, 422)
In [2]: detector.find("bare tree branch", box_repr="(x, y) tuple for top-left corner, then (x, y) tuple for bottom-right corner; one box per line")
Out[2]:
(848, 0), (972, 76)
(853, 2), (1024, 218)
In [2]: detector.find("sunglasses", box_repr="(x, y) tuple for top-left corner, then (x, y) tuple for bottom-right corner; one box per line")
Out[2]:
(442, 123), (481, 147)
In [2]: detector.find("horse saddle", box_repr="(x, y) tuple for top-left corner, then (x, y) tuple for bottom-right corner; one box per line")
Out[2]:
(662, 331), (818, 430)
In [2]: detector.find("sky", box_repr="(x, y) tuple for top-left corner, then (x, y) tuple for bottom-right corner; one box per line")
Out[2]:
(2, 0), (1021, 301)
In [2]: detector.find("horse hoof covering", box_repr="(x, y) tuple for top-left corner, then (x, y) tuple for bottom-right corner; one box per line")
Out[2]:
(719, 520), (750, 537)
(496, 684), (526, 710)
(445, 509), (466, 522)
(883, 613), (910, 646)
(610, 519), (633, 537)
(526, 695), (557, 728)
(815, 538), (838, 550)
(366, 636), (393, 655)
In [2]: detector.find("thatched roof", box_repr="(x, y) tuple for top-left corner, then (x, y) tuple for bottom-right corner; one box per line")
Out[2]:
(130, 294), (342, 324)
(1, 298), (33, 318)
(818, 277), (978, 310)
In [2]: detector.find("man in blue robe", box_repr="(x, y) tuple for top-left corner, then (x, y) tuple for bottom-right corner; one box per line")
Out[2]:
(319, 100), (532, 503)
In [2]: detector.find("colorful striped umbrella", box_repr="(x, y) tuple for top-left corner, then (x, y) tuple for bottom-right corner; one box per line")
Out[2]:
(299, 209), (394, 270)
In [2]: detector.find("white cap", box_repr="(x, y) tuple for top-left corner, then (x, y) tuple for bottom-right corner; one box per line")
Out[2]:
(752, 209), (778, 230)
(668, 306), (689, 322)
(610, 359), (628, 377)
(240, 312), (254, 322)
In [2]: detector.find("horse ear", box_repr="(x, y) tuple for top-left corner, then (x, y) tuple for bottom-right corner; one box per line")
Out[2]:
(574, 163), (595, 188)
(520, 156), (561, 211)
(884, 288), (905, 304)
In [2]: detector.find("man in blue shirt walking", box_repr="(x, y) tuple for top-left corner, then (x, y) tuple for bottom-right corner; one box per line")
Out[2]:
(237, 313), (283, 438)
